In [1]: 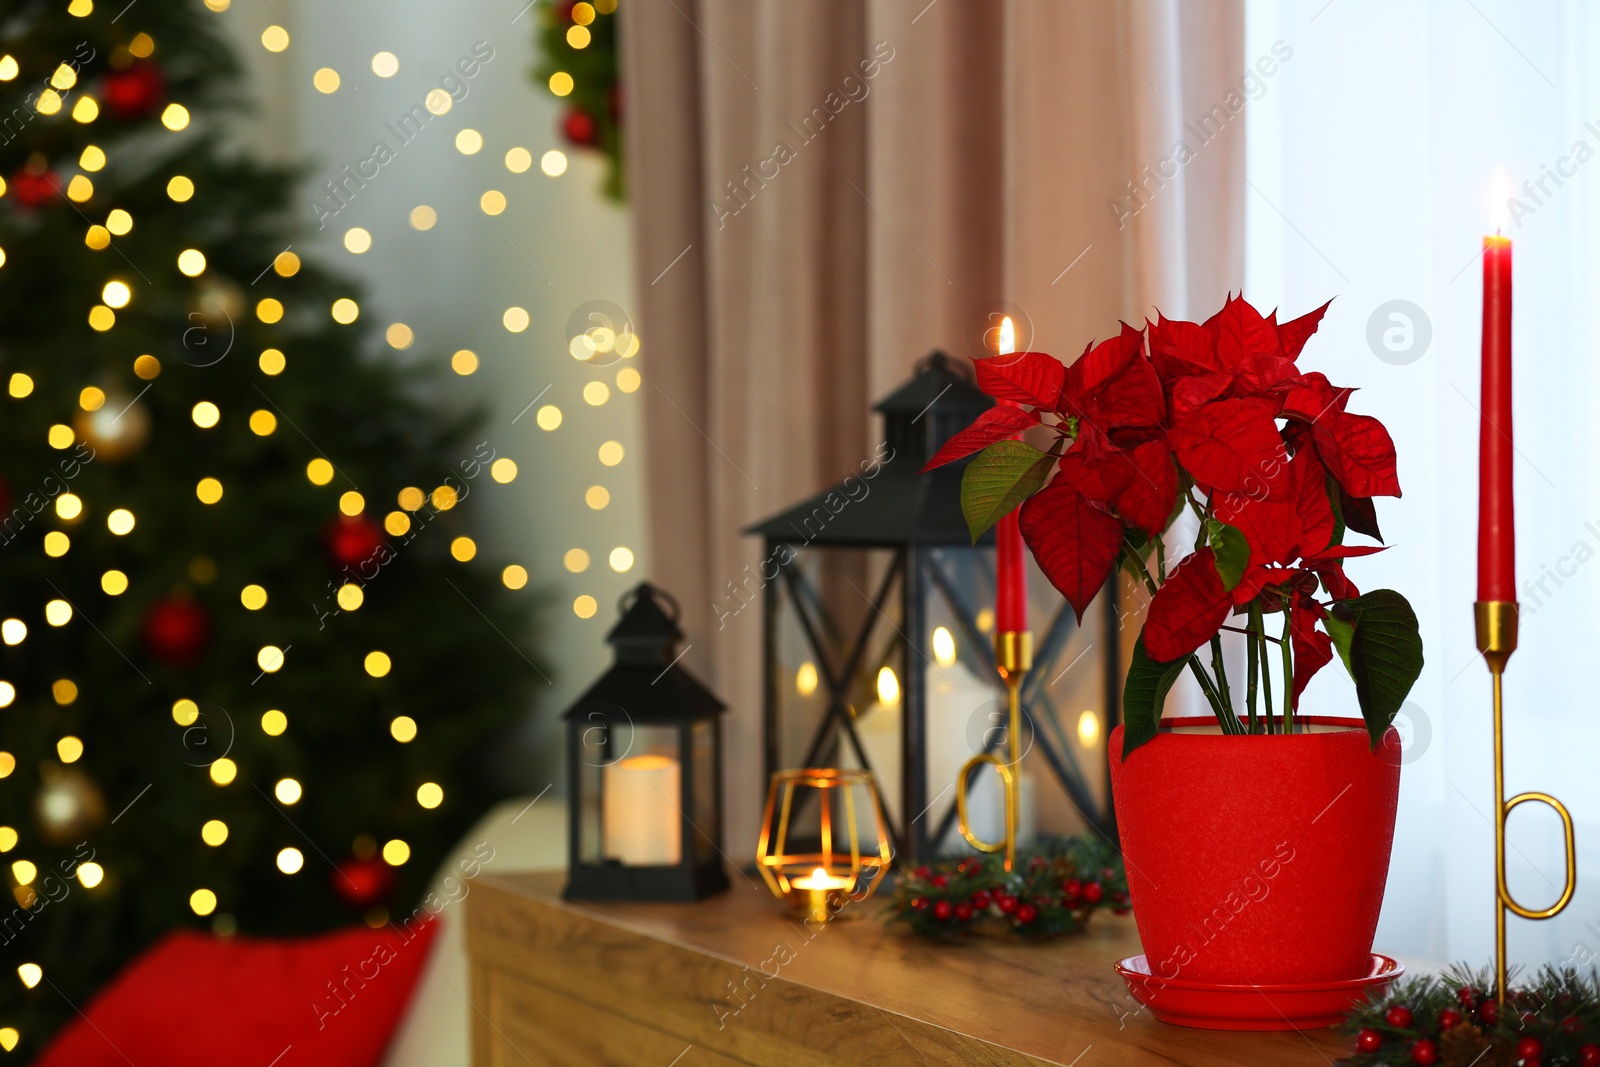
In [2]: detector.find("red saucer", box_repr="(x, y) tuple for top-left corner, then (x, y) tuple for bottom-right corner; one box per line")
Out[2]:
(1114, 953), (1404, 1031)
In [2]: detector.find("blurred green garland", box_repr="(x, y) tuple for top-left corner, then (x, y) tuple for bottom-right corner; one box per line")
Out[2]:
(887, 837), (1128, 941)
(532, 0), (624, 202)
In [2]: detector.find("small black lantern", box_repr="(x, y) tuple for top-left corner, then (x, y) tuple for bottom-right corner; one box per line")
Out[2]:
(746, 352), (1124, 864)
(563, 583), (729, 901)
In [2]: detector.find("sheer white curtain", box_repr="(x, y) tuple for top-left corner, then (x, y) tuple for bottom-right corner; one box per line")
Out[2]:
(1247, 0), (1600, 967)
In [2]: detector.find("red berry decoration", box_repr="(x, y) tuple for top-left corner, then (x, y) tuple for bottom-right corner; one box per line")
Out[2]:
(1516, 1036), (1543, 1061)
(563, 108), (599, 148)
(331, 855), (396, 909)
(1438, 1008), (1463, 1030)
(1458, 986), (1479, 1006)
(954, 903), (973, 921)
(1356, 1028), (1383, 1053)
(930, 874), (948, 889)
(1478, 998), (1499, 1025)
(913, 866), (930, 879)
(1083, 882), (1104, 904)
(970, 890), (992, 910)
(996, 894), (1017, 915)
(1410, 1038), (1438, 1065)
(9, 167), (58, 207)
(1063, 879), (1081, 899)
(932, 900), (952, 921)
(1015, 903), (1037, 924)
(1579, 1044), (1600, 1067)
(141, 594), (211, 669)
(101, 62), (165, 119)
(325, 515), (386, 569)
(1385, 1005), (1413, 1028)
(1563, 1015), (1583, 1033)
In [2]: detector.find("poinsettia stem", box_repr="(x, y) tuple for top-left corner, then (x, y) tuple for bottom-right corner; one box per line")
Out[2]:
(1280, 609), (1295, 733)
(1184, 656), (1241, 734)
(1244, 618), (1260, 734)
(1254, 604), (1275, 734)
(1121, 542), (1160, 598)
(1219, 624), (1281, 645)
(1209, 635), (1236, 726)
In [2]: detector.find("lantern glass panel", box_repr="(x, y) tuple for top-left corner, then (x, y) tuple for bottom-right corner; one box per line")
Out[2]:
(600, 723), (682, 867)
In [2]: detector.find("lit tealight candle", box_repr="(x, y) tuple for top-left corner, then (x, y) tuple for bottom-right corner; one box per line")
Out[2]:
(789, 866), (853, 923)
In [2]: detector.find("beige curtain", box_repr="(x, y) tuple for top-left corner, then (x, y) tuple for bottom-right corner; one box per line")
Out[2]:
(622, 0), (1244, 852)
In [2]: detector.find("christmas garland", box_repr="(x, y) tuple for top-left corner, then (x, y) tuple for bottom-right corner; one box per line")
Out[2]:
(1339, 967), (1600, 1066)
(887, 837), (1128, 940)
(533, 0), (624, 201)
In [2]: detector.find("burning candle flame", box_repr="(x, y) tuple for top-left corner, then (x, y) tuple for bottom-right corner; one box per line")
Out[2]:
(1489, 167), (1511, 235)
(875, 665), (900, 707)
(931, 626), (957, 669)
(997, 315), (1015, 356)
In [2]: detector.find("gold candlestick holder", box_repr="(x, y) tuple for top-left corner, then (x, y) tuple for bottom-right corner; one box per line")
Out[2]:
(1475, 600), (1577, 1004)
(957, 630), (1031, 872)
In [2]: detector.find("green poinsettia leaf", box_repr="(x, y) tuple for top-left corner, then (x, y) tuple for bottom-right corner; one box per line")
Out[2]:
(1203, 517), (1250, 591)
(1323, 611), (1355, 676)
(1330, 589), (1423, 749)
(960, 439), (1054, 543)
(1121, 633), (1188, 758)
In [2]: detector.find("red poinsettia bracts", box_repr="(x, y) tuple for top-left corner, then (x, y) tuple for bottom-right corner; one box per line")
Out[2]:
(930, 294), (1423, 754)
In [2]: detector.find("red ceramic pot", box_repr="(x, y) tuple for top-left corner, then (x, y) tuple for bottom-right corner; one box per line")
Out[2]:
(1109, 716), (1401, 986)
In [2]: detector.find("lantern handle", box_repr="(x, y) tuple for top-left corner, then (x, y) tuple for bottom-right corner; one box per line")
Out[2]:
(618, 582), (681, 624)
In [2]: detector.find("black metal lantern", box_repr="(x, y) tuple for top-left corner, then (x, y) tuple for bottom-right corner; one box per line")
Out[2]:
(746, 352), (1123, 865)
(563, 583), (729, 901)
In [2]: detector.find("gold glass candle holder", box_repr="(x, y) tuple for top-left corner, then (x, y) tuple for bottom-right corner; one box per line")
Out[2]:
(756, 768), (892, 923)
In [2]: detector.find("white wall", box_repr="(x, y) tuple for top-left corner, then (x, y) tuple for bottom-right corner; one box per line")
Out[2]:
(216, 0), (645, 789)
(1248, 0), (1600, 968)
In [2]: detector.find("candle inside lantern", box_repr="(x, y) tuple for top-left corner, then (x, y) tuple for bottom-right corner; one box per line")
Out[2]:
(1478, 167), (1515, 603)
(790, 866), (853, 923)
(602, 754), (681, 866)
(993, 315), (1029, 633)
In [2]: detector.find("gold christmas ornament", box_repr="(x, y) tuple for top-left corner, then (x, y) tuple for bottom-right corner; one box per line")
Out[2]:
(73, 391), (149, 463)
(35, 764), (107, 845)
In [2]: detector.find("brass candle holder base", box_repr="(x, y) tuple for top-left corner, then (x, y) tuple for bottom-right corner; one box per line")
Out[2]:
(1475, 600), (1577, 1005)
(957, 631), (1032, 872)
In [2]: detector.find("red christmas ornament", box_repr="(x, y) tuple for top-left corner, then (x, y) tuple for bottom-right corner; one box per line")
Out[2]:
(141, 595), (211, 669)
(1410, 1038), (1437, 1066)
(325, 515), (386, 570)
(1015, 903), (1037, 924)
(563, 108), (599, 148)
(1438, 1008), (1463, 1030)
(995, 893), (1017, 915)
(1385, 1005), (1413, 1028)
(1477, 998), (1499, 1025)
(1356, 1029), (1382, 1053)
(932, 899), (952, 921)
(1579, 1043), (1600, 1067)
(1083, 882), (1104, 904)
(1516, 1036), (1543, 1061)
(331, 855), (397, 910)
(10, 168), (59, 207)
(102, 62), (165, 119)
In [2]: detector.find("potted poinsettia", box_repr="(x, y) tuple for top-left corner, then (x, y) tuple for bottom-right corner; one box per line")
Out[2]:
(926, 295), (1423, 994)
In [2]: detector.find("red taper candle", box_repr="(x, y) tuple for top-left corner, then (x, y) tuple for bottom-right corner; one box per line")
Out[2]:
(995, 510), (1027, 633)
(1478, 229), (1514, 603)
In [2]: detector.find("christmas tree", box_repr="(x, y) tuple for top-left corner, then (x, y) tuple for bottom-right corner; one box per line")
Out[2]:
(0, 0), (538, 1056)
